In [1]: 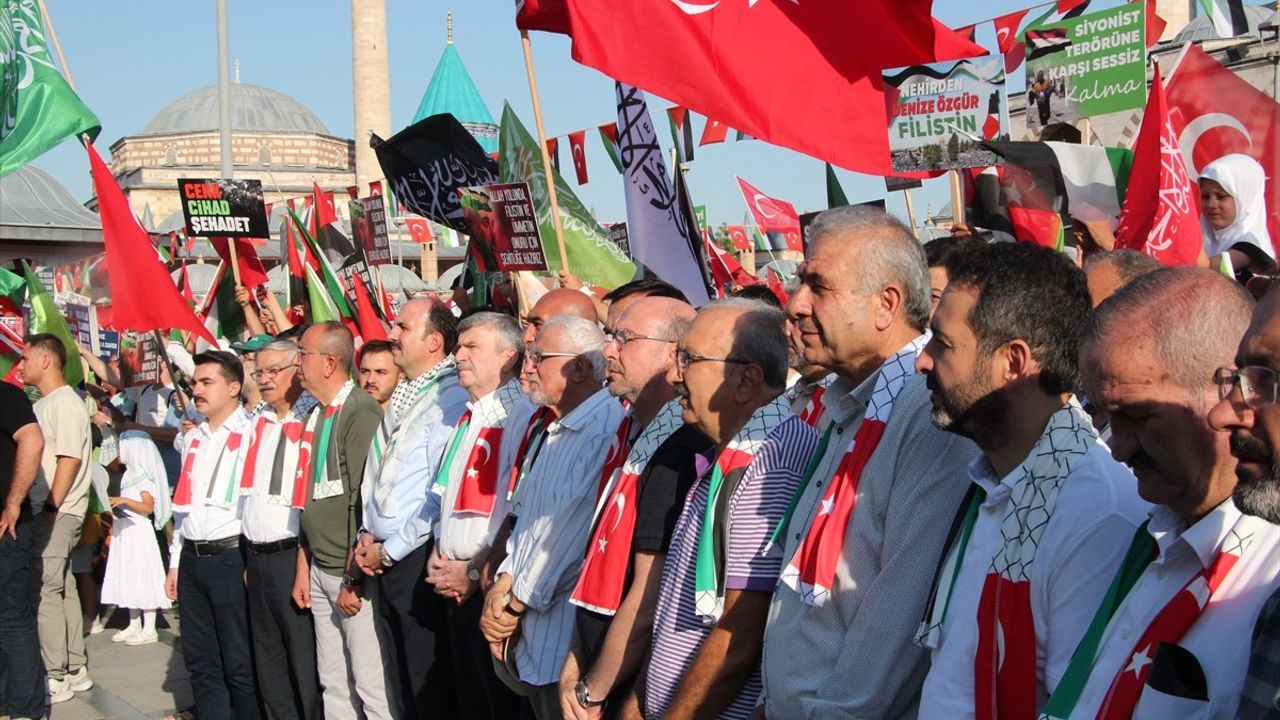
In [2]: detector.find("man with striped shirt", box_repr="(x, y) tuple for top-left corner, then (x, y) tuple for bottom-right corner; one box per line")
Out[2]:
(480, 315), (625, 720)
(631, 298), (818, 720)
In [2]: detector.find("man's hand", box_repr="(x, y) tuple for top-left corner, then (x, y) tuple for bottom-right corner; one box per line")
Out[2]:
(558, 270), (584, 290)
(337, 584), (363, 616)
(234, 286), (254, 308)
(352, 541), (387, 576)
(558, 677), (600, 720)
(480, 573), (520, 647)
(0, 502), (20, 540)
(425, 549), (475, 603)
(165, 568), (179, 601)
(291, 570), (312, 610)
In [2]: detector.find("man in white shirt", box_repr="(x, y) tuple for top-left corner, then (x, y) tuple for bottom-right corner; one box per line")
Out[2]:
(239, 339), (320, 719)
(165, 351), (260, 720)
(915, 243), (1148, 719)
(480, 315), (624, 720)
(425, 312), (533, 719)
(1062, 267), (1280, 719)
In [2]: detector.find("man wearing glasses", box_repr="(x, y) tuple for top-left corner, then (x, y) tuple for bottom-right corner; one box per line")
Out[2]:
(1063, 268), (1280, 719)
(234, 338), (321, 719)
(1209, 285), (1280, 719)
(481, 315), (624, 719)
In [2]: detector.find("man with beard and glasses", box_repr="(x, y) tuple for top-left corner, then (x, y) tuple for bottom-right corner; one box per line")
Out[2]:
(1208, 286), (1280, 718)
(914, 243), (1147, 719)
(1061, 267), (1279, 719)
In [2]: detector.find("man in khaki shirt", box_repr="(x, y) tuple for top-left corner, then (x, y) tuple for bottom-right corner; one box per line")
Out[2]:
(22, 334), (94, 703)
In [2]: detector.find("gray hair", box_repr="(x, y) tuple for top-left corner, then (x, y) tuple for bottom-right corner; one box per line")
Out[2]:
(542, 314), (607, 383)
(259, 339), (298, 359)
(703, 297), (789, 389)
(807, 205), (931, 331)
(1084, 249), (1162, 286)
(458, 312), (524, 359)
(1084, 267), (1253, 394)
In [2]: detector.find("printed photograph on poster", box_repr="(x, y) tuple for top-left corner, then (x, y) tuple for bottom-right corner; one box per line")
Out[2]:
(1024, 4), (1146, 131)
(120, 333), (161, 387)
(459, 183), (549, 272)
(884, 57), (1009, 173)
(350, 195), (392, 266)
(177, 178), (270, 238)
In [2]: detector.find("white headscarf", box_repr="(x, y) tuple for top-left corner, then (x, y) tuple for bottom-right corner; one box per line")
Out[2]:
(118, 431), (172, 530)
(1200, 153), (1274, 261)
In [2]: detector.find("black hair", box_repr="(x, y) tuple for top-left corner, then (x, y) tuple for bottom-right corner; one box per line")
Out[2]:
(925, 235), (987, 276)
(602, 277), (688, 305)
(193, 350), (245, 386)
(425, 299), (459, 355)
(24, 333), (66, 369)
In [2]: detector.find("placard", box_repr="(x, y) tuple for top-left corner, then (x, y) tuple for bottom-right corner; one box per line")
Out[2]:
(606, 222), (631, 259)
(884, 176), (924, 192)
(65, 302), (98, 356)
(694, 205), (708, 231)
(177, 178), (270, 238)
(98, 330), (119, 360)
(350, 195), (392, 266)
(459, 183), (549, 272)
(1023, 4), (1146, 130)
(120, 333), (161, 387)
(885, 58), (1008, 173)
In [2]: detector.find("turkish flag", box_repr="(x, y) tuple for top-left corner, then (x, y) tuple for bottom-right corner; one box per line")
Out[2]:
(86, 144), (218, 347)
(456, 426), (504, 515)
(516, 0), (570, 34)
(726, 225), (752, 251)
(1114, 69), (1203, 266)
(568, 129), (589, 185)
(1165, 44), (1280, 257)
(210, 237), (271, 289)
(345, 185), (359, 200)
(699, 118), (730, 147)
(736, 177), (802, 252)
(369, 180), (383, 197)
(994, 9), (1029, 74)
(562, 0), (984, 175)
(1139, 0), (1166, 47)
(312, 183), (337, 231)
(405, 216), (434, 244)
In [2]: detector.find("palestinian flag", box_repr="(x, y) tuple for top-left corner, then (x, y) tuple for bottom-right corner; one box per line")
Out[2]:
(287, 209), (354, 319)
(22, 263), (83, 386)
(1199, 0), (1248, 38)
(0, 267), (26, 316)
(305, 265), (342, 324)
(983, 90), (1003, 140)
(196, 263), (248, 350)
(1025, 28), (1071, 61)
(598, 122), (623, 173)
(666, 106), (695, 161)
(826, 164), (849, 209)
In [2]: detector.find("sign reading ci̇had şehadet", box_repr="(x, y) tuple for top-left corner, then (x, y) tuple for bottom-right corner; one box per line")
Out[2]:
(177, 178), (270, 238)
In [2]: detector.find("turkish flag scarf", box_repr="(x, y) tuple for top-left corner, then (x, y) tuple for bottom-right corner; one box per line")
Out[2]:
(434, 381), (526, 516)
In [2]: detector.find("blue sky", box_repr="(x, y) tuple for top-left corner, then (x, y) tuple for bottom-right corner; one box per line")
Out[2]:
(26, 0), (1215, 229)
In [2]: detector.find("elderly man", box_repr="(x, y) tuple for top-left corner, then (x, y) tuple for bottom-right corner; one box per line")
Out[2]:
(356, 339), (401, 412)
(236, 339), (320, 719)
(165, 351), (259, 720)
(22, 334), (94, 704)
(561, 297), (709, 719)
(1082, 249), (1161, 308)
(353, 298), (468, 719)
(1059, 268), (1280, 719)
(914, 243), (1147, 719)
(625, 298), (816, 720)
(422, 311), (533, 719)
(480, 315), (625, 719)
(293, 323), (389, 720)
(759, 207), (981, 719)
(600, 278), (688, 334)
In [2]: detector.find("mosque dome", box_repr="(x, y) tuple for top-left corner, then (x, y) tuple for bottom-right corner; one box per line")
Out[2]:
(139, 83), (331, 137)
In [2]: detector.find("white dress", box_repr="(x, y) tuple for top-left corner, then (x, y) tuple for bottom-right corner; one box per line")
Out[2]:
(100, 475), (172, 610)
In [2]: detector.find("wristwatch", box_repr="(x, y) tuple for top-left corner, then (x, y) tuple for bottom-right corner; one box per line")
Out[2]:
(466, 560), (481, 582)
(378, 545), (395, 568)
(340, 573), (363, 589)
(575, 678), (605, 708)
(501, 592), (525, 617)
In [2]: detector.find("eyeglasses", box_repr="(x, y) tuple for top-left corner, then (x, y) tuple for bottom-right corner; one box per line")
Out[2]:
(526, 349), (580, 366)
(296, 348), (334, 362)
(1215, 366), (1280, 408)
(606, 329), (675, 349)
(676, 349), (750, 372)
(251, 363), (294, 380)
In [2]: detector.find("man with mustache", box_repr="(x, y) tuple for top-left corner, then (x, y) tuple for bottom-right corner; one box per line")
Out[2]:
(236, 339), (320, 719)
(356, 339), (401, 412)
(560, 296), (709, 719)
(1061, 267), (1280, 718)
(1207, 285), (1280, 718)
(914, 243), (1147, 719)
(165, 351), (259, 720)
(758, 207), (979, 719)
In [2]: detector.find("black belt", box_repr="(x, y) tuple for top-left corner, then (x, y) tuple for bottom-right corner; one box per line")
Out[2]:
(184, 536), (240, 558)
(245, 537), (299, 555)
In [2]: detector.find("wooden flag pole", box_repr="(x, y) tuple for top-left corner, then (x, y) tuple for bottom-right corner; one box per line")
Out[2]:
(948, 170), (966, 228)
(519, 30), (571, 280)
(37, 0), (76, 91)
(902, 188), (919, 239)
(225, 237), (244, 288)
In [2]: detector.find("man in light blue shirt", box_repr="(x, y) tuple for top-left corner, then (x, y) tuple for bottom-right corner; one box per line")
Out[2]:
(353, 298), (468, 719)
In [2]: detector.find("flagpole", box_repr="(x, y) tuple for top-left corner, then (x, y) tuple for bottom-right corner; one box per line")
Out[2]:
(948, 170), (966, 229)
(902, 188), (919, 239)
(519, 30), (571, 280)
(36, 0), (76, 91)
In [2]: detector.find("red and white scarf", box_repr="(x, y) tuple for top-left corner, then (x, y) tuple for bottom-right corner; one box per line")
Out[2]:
(506, 406), (555, 502)
(172, 412), (251, 511)
(595, 413), (637, 501)
(570, 398), (685, 615)
(780, 335), (926, 607)
(234, 395), (319, 508)
(434, 380), (527, 517)
(295, 382), (354, 506)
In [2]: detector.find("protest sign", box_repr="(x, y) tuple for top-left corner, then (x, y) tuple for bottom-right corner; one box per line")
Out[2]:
(177, 178), (270, 238)
(885, 176), (924, 192)
(120, 332), (161, 387)
(350, 195), (392, 266)
(65, 301), (98, 355)
(1023, 4), (1146, 129)
(885, 57), (1008, 173)
(606, 222), (631, 259)
(459, 183), (549, 272)
(694, 205), (708, 231)
(98, 330), (119, 360)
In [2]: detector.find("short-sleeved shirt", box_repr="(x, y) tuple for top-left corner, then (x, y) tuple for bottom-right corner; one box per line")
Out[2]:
(0, 383), (39, 521)
(644, 415), (817, 720)
(575, 423), (714, 661)
(33, 385), (93, 519)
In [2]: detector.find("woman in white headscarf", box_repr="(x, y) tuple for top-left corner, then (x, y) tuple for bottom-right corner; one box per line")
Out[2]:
(100, 431), (172, 645)
(1200, 153), (1275, 276)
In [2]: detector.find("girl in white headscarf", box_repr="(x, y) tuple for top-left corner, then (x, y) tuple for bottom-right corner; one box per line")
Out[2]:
(1200, 153), (1275, 276)
(100, 431), (172, 645)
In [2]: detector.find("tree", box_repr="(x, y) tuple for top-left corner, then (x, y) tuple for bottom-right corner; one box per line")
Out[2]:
(947, 133), (960, 162)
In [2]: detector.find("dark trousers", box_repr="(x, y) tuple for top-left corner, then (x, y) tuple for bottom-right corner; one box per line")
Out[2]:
(446, 591), (523, 720)
(0, 520), (47, 719)
(371, 541), (457, 720)
(246, 544), (321, 720)
(178, 544), (261, 720)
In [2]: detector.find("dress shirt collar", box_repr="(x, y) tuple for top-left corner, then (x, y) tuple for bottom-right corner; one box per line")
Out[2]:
(1148, 498), (1242, 569)
(548, 387), (614, 434)
(195, 405), (251, 441)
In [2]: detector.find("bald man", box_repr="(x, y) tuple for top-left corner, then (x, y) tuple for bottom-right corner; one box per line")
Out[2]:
(521, 289), (600, 346)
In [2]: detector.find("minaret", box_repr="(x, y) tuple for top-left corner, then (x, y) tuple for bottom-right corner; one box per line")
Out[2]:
(352, 0), (391, 193)
(1156, 0), (1192, 42)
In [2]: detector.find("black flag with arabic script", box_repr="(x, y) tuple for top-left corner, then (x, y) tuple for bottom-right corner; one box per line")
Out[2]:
(371, 113), (500, 233)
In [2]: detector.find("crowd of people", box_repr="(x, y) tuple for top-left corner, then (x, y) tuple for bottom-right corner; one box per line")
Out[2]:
(1, 202), (1279, 720)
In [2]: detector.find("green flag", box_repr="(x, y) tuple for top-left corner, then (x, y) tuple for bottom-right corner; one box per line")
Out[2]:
(0, 0), (101, 177)
(21, 262), (82, 386)
(0, 265), (25, 311)
(825, 163), (849, 209)
(498, 103), (635, 288)
(305, 265), (340, 323)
